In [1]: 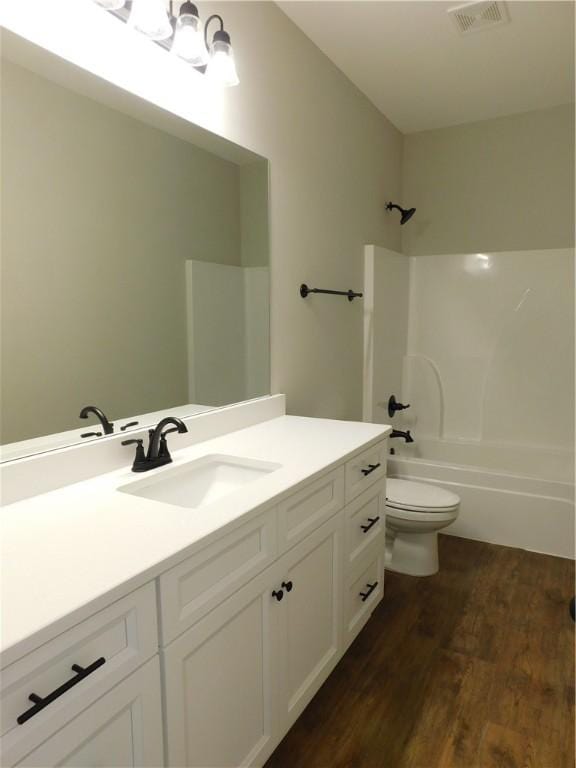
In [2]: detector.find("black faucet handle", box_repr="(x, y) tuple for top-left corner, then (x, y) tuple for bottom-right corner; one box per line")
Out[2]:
(120, 421), (139, 432)
(122, 439), (147, 470)
(81, 431), (102, 438)
(158, 434), (171, 460)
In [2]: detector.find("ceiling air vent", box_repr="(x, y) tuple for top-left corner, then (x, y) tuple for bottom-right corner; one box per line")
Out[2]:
(448, 1), (509, 34)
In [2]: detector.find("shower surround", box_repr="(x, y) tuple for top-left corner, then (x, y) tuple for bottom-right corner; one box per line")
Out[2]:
(405, 248), (574, 453)
(363, 245), (575, 557)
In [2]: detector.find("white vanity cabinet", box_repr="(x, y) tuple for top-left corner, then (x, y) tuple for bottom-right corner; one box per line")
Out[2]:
(160, 441), (387, 768)
(2, 433), (388, 768)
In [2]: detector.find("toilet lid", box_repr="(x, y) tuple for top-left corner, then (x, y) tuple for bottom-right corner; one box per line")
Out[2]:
(386, 479), (460, 511)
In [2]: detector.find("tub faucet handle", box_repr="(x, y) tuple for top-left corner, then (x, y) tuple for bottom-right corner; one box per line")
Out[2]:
(388, 395), (411, 418)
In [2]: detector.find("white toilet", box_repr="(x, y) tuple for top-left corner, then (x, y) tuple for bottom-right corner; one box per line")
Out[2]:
(385, 479), (460, 576)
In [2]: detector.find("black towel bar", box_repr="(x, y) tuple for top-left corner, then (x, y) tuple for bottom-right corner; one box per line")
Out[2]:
(300, 284), (363, 302)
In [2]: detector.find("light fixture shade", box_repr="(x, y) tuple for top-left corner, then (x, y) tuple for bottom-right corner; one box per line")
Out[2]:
(171, 4), (208, 66)
(206, 34), (239, 87)
(128, 0), (172, 41)
(93, 0), (126, 8)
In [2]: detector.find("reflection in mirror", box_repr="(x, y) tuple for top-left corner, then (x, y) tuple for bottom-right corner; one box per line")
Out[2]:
(0, 36), (270, 461)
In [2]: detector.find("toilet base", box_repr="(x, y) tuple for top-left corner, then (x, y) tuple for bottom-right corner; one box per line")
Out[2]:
(385, 530), (439, 576)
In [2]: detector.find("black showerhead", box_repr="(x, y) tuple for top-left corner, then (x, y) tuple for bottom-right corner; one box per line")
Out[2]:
(400, 207), (416, 225)
(386, 202), (416, 225)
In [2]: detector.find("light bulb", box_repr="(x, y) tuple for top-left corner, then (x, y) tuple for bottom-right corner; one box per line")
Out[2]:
(206, 34), (239, 87)
(171, 2), (208, 66)
(128, 0), (172, 41)
(93, 0), (126, 9)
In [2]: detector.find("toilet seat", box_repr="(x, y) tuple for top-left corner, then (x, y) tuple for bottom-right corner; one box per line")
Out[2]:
(386, 479), (460, 514)
(386, 506), (458, 524)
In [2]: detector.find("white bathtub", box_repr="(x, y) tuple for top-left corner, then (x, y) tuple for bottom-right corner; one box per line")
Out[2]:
(388, 438), (575, 559)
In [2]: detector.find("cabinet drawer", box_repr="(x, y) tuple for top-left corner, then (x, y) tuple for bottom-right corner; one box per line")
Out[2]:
(277, 468), (344, 553)
(343, 552), (384, 650)
(15, 657), (163, 768)
(345, 440), (387, 503)
(345, 482), (386, 570)
(159, 509), (277, 645)
(1, 583), (158, 766)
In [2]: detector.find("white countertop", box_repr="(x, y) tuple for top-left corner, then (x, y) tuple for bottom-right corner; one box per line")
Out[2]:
(1, 415), (389, 666)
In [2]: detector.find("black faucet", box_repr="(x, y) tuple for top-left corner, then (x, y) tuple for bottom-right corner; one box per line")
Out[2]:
(390, 429), (414, 443)
(80, 405), (114, 435)
(122, 417), (188, 472)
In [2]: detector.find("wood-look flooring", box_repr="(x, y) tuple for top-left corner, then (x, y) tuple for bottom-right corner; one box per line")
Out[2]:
(265, 535), (575, 768)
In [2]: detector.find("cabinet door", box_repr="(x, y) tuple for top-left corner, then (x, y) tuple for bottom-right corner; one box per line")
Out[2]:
(163, 565), (281, 768)
(275, 514), (343, 733)
(16, 657), (163, 768)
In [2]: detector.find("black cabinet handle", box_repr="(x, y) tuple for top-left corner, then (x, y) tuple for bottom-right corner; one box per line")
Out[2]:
(361, 463), (381, 477)
(360, 516), (380, 533)
(272, 589), (284, 602)
(281, 581), (293, 593)
(17, 657), (106, 725)
(359, 582), (378, 602)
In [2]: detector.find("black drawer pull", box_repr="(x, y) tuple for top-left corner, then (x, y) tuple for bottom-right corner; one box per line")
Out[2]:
(360, 463), (381, 477)
(272, 589), (284, 602)
(360, 516), (380, 533)
(359, 582), (378, 602)
(17, 657), (106, 725)
(281, 581), (293, 593)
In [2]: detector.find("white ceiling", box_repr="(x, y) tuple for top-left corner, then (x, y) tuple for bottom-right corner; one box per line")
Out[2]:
(277, 1), (575, 133)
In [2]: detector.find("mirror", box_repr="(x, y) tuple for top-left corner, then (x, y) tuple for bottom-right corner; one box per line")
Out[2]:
(0, 32), (270, 461)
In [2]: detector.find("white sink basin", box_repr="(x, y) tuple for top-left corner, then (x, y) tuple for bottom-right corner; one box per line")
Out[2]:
(119, 454), (281, 509)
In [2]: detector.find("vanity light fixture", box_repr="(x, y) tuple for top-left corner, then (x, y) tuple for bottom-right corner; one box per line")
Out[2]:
(171, 2), (208, 66)
(128, 0), (173, 40)
(92, 0), (240, 86)
(93, 0), (126, 9)
(204, 15), (240, 87)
